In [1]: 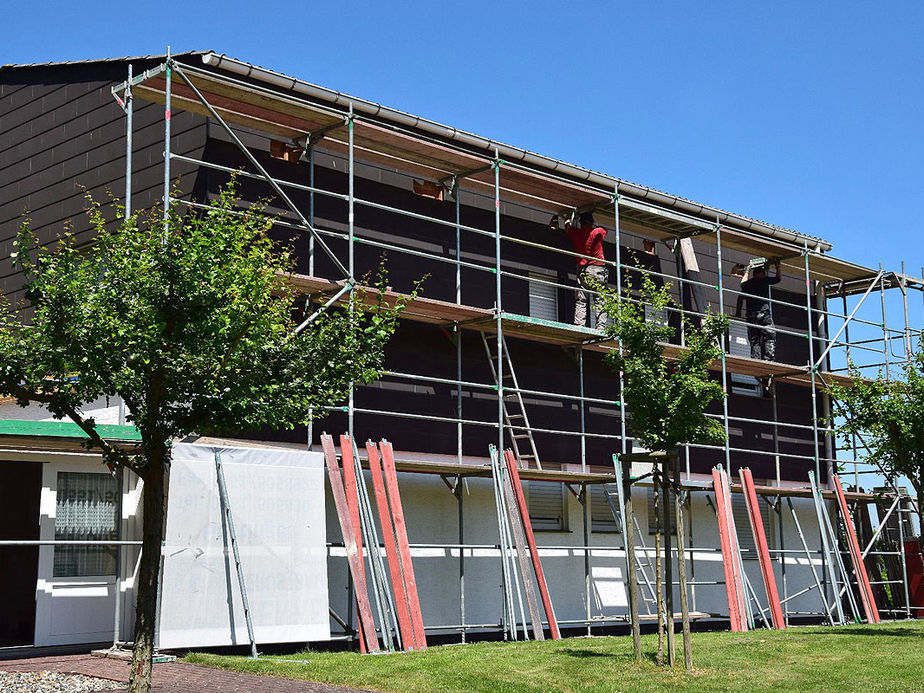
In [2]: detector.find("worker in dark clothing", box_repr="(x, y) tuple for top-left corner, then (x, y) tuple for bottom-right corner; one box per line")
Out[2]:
(550, 211), (608, 328)
(732, 259), (781, 361)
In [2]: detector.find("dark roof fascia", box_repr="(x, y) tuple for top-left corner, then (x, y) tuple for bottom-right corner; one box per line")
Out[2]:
(0, 51), (207, 85)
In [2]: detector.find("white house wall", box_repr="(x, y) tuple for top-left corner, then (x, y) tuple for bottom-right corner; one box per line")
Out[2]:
(325, 471), (833, 637)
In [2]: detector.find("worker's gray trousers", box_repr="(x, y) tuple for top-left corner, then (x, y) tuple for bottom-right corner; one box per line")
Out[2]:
(574, 265), (609, 329)
(747, 308), (776, 361)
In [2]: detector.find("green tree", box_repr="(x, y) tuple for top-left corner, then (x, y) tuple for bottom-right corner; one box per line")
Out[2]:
(0, 186), (411, 693)
(597, 274), (728, 454)
(595, 272), (728, 669)
(827, 351), (924, 558)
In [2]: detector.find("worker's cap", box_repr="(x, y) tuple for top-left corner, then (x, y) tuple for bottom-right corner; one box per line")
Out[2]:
(579, 211), (595, 225)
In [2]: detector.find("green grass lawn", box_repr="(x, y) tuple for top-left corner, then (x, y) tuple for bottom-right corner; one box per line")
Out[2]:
(186, 620), (924, 692)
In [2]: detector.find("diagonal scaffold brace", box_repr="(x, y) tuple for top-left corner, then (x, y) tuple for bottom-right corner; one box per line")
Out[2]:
(168, 60), (351, 282)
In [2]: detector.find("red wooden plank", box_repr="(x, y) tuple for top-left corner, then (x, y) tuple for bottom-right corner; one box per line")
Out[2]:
(320, 434), (379, 652)
(379, 440), (428, 650)
(721, 468), (749, 631)
(713, 467), (745, 632)
(832, 475), (881, 624)
(740, 469), (786, 629)
(503, 449), (561, 640)
(365, 441), (418, 650)
(339, 434), (369, 653)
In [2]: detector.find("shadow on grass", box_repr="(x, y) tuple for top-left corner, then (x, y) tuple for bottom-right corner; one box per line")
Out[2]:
(560, 648), (660, 664)
(798, 627), (924, 638)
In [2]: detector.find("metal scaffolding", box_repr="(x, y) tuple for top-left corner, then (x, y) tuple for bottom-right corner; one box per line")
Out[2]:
(105, 54), (924, 641)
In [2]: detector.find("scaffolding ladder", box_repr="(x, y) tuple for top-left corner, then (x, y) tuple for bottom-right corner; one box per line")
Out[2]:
(481, 332), (541, 468)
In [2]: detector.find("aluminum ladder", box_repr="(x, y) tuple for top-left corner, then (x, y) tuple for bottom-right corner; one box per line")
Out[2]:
(481, 331), (541, 468)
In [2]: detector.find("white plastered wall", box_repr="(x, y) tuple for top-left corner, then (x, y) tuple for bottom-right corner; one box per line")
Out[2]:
(325, 471), (832, 636)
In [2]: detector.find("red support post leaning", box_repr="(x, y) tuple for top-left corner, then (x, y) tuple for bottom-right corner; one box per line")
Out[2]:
(339, 435), (369, 652)
(713, 467), (746, 632)
(365, 441), (418, 649)
(379, 440), (428, 650)
(503, 449), (561, 639)
(740, 469), (786, 629)
(832, 474), (881, 624)
(722, 467), (750, 630)
(320, 434), (379, 652)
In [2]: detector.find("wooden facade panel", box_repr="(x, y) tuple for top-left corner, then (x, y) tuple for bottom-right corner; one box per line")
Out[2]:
(1, 98), (163, 183)
(0, 82), (109, 152)
(1, 82), (34, 100)
(2, 95), (146, 175)
(0, 64), (207, 301)
(0, 112), (204, 226)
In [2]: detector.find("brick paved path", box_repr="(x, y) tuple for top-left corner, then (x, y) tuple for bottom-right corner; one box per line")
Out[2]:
(0, 654), (372, 692)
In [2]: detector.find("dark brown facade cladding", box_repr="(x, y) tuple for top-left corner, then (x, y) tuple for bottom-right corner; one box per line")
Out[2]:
(1, 57), (824, 484)
(0, 56), (208, 304)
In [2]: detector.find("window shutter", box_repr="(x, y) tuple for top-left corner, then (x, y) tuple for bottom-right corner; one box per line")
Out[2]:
(527, 481), (566, 531)
(590, 486), (620, 533)
(528, 273), (558, 322)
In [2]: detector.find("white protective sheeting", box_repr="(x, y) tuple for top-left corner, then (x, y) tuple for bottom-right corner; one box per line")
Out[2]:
(158, 443), (330, 648)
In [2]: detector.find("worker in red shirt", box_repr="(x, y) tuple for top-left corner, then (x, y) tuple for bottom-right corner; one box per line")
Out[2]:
(550, 211), (609, 328)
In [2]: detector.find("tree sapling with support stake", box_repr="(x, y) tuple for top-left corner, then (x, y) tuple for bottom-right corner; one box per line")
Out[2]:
(596, 271), (728, 670)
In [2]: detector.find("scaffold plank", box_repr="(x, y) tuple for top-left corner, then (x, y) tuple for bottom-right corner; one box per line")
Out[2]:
(339, 435), (370, 652)
(379, 440), (428, 649)
(320, 434), (379, 652)
(740, 468), (786, 629)
(364, 441), (417, 650)
(283, 273), (857, 389)
(713, 467), (747, 632)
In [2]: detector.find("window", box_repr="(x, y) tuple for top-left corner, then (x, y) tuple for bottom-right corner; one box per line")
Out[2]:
(590, 485), (621, 533)
(728, 321), (763, 396)
(732, 493), (774, 559)
(54, 472), (119, 578)
(527, 481), (567, 531)
(647, 487), (678, 535)
(528, 272), (558, 322)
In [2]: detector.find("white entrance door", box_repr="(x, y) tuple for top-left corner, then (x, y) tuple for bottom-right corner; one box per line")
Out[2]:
(34, 461), (122, 646)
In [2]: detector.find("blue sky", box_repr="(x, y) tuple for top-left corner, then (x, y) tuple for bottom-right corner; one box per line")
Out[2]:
(5, 1), (922, 278)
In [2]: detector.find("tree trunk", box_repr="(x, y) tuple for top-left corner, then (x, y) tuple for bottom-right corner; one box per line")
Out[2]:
(661, 465), (675, 667)
(622, 471), (642, 662)
(129, 454), (168, 693)
(674, 456), (692, 671)
(654, 469), (664, 666)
